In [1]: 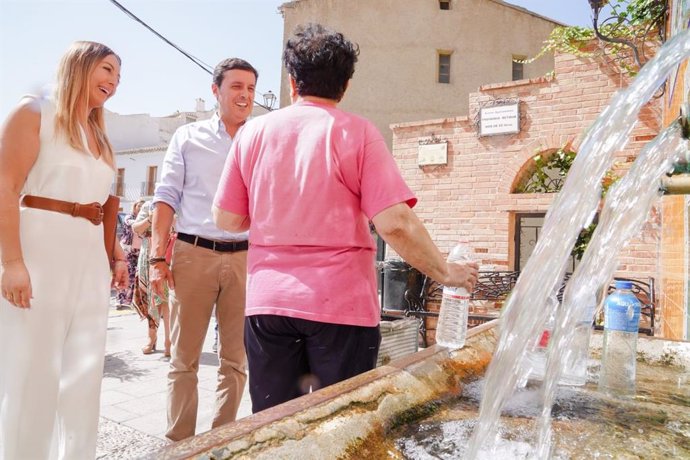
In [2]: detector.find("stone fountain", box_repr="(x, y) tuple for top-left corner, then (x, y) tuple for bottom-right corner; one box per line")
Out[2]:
(144, 321), (689, 459)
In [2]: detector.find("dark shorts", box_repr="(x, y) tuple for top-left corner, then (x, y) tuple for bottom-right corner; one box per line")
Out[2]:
(244, 314), (381, 413)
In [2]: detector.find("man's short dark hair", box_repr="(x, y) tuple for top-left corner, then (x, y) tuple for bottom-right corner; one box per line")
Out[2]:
(213, 58), (258, 87)
(283, 23), (359, 101)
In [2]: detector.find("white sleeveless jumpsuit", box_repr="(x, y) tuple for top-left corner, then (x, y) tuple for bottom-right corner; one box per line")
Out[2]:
(0, 98), (114, 460)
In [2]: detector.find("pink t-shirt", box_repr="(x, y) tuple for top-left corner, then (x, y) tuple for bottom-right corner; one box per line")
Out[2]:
(214, 100), (416, 327)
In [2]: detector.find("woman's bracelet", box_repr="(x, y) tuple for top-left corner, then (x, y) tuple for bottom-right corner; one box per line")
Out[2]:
(1, 257), (23, 267)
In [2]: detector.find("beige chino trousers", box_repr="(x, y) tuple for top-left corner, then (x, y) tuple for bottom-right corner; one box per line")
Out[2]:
(165, 239), (247, 441)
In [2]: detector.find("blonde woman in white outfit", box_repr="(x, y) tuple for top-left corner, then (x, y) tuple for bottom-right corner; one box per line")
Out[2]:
(0, 41), (128, 459)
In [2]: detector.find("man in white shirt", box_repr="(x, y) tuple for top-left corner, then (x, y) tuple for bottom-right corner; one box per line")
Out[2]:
(149, 58), (257, 441)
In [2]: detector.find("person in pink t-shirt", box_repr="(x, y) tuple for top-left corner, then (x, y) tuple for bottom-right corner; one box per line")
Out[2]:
(213, 23), (478, 413)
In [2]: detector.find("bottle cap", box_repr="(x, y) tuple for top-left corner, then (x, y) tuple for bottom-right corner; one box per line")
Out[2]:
(448, 244), (472, 262)
(614, 280), (633, 290)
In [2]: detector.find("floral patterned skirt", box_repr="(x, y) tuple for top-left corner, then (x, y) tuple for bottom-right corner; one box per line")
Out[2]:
(116, 249), (140, 305)
(132, 237), (167, 329)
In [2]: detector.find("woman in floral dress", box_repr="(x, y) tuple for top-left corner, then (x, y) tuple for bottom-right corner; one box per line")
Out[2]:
(132, 200), (171, 356)
(116, 199), (144, 308)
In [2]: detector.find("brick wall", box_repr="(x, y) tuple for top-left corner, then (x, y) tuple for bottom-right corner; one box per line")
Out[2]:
(391, 50), (665, 338)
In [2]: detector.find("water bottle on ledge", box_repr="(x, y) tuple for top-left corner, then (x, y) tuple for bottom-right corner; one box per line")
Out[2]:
(599, 280), (641, 398)
(559, 294), (598, 387)
(520, 294), (590, 387)
(436, 244), (472, 349)
(521, 311), (554, 385)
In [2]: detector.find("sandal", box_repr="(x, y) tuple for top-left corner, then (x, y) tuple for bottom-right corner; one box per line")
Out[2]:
(164, 340), (171, 358)
(141, 341), (157, 355)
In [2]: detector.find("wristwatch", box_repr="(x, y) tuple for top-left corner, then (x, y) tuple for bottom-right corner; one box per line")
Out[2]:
(149, 257), (167, 265)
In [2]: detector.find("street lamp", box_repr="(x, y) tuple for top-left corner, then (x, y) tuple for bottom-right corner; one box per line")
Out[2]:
(263, 90), (277, 110)
(588, 0), (607, 12)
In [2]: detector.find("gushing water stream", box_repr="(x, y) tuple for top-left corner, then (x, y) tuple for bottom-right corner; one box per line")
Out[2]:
(536, 121), (687, 458)
(468, 29), (690, 458)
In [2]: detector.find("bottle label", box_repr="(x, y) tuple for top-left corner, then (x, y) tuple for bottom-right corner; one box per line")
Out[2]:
(442, 286), (470, 301)
(605, 301), (640, 333)
(537, 330), (551, 348)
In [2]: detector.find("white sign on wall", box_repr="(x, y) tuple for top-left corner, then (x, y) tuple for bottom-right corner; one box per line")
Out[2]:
(479, 103), (520, 136)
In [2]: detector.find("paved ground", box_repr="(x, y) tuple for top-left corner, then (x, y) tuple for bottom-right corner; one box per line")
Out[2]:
(95, 302), (253, 459)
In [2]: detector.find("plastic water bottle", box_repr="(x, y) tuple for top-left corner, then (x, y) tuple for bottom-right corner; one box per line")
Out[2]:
(559, 319), (591, 386)
(521, 313), (554, 384)
(559, 294), (599, 387)
(435, 244), (472, 349)
(598, 280), (641, 398)
(521, 294), (592, 386)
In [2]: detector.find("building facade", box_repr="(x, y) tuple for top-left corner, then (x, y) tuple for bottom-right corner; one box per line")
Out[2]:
(280, 0), (560, 146)
(391, 48), (663, 338)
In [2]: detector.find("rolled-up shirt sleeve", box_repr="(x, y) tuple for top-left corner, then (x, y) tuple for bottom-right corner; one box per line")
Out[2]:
(153, 128), (186, 211)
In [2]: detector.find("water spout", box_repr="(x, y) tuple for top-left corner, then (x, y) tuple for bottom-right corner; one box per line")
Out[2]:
(660, 173), (690, 194)
(468, 28), (690, 458)
(659, 103), (690, 195)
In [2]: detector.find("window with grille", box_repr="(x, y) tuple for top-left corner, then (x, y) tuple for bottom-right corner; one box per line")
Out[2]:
(439, 0), (450, 10)
(116, 168), (125, 197)
(145, 166), (157, 196)
(512, 56), (525, 81)
(438, 53), (451, 84)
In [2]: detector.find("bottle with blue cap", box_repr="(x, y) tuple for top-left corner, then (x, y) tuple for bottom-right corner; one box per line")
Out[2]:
(598, 279), (641, 398)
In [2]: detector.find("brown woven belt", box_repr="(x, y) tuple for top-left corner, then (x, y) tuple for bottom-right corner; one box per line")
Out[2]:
(21, 195), (104, 225)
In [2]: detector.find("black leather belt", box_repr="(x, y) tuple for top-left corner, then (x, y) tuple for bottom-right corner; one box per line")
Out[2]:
(177, 232), (248, 253)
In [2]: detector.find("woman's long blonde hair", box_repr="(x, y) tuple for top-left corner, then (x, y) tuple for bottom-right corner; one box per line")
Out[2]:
(54, 41), (120, 168)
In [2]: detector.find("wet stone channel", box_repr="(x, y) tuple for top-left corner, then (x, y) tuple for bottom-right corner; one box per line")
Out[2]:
(355, 359), (690, 459)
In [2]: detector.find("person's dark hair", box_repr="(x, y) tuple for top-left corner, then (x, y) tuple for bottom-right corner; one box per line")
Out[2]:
(213, 58), (258, 87)
(283, 23), (359, 101)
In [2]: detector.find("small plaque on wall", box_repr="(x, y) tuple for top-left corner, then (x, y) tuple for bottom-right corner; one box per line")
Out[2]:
(417, 142), (447, 166)
(479, 103), (520, 136)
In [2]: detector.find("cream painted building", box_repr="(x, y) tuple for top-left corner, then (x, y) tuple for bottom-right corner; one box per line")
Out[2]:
(280, 0), (561, 147)
(107, 99), (269, 212)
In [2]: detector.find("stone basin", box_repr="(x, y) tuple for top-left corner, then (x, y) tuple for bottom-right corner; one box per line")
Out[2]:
(387, 334), (690, 459)
(146, 321), (690, 459)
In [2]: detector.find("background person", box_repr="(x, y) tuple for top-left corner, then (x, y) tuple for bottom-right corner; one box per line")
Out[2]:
(132, 199), (171, 356)
(213, 23), (479, 413)
(117, 198), (145, 309)
(0, 41), (127, 459)
(149, 57), (257, 441)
